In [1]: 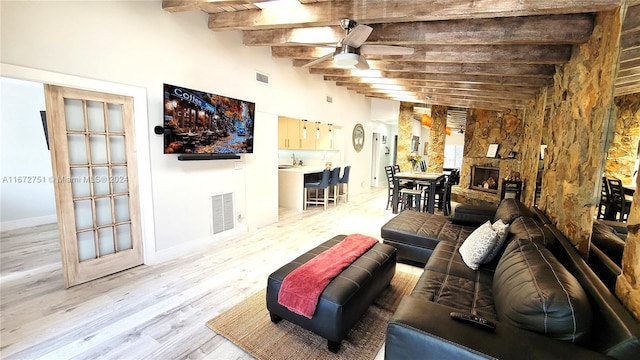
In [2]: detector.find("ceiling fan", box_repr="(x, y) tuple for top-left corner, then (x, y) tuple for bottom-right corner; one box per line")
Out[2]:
(300, 19), (414, 69)
(457, 126), (465, 134)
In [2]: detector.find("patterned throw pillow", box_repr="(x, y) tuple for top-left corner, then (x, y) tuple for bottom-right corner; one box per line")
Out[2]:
(459, 221), (498, 270)
(484, 219), (510, 263)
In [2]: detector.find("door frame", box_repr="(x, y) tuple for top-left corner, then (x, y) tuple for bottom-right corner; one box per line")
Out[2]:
(1, 63), (156, 264)
(370, 132), (381, 187)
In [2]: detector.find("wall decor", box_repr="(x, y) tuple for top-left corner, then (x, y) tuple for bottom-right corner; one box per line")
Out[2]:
(352, 123), (365, 152)
(486, 143), (499, 158)
(412, 135), (420, 152)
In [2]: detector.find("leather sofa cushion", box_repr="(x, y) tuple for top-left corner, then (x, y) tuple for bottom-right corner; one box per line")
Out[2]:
(381, 211), (475, 250)
(413, 241), (497, 320)
(493, 198), (533, 225)
(591, 221), (625, 266)
(509, 216), (556, 249)
(493, 238), (592, 344)
(450, 204), (497, 226)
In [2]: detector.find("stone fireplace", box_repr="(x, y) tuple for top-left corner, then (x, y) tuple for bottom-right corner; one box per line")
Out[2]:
(470, 166), (500, 194)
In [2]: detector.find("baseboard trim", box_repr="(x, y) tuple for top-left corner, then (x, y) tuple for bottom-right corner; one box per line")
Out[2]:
(1, 215), (57, 231)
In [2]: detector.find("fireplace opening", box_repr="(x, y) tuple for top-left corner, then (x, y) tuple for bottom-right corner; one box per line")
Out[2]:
(470, 166), (499, 194)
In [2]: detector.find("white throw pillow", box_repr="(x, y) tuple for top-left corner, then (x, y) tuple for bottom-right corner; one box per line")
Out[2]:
(459, 221), (498, 270)
(484, 219), (510, 263)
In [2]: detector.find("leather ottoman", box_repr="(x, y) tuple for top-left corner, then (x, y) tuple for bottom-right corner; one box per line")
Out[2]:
(266, 234), (396, 353)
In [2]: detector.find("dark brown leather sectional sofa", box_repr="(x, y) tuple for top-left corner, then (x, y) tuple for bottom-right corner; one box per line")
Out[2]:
(381, 199), (640, 359)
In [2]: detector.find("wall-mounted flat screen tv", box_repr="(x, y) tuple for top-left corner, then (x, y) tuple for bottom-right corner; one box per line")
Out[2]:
(163, 83), (255, 154)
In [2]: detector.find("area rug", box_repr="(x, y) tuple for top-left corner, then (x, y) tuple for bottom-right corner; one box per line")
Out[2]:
(206, 270), (419, 360)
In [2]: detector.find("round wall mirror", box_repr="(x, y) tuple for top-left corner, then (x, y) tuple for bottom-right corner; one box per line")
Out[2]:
(352, 123), (365, 152)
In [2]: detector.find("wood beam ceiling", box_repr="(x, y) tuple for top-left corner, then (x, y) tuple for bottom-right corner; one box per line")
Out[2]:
(162, 0), (638, 109)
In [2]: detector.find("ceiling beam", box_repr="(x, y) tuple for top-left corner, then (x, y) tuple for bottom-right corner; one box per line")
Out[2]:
(272, 44), (572, 64)
(162, 0), (273, 13)
(338, 83), (534, 102)
(360, 92), (527, 111)
(243, 15), (595, 45)
(310, 68), (552, 87)
(323, 76), (541, 94)
(202, 1), (619, 31)
(301, 61), (555, 79)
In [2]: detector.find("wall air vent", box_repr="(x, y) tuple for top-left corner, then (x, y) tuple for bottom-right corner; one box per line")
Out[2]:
(211, 192), (235, 234)
(256, 72), (269, 85)
(326, 96), (333, 103)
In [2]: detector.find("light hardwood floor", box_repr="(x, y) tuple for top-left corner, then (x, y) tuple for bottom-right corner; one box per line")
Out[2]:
(1, 187), (424, 359)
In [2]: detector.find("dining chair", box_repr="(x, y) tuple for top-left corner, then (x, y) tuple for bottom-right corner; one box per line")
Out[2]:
(607, 178), (632, 221)
(327, 167), (341, 206)
(597, 177), (612, 220)
(385, 166), (396, 210)
(400, 187), (423, 212)
(304, 169), (330, 210)
(393, 164), (415, 189)
(338, 165), (350, 203)
(423, 176), (449, 214)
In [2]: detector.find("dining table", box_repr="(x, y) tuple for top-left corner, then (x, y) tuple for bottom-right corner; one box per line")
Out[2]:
(392, 171), (446, 214)
(622, 183), (635, 197)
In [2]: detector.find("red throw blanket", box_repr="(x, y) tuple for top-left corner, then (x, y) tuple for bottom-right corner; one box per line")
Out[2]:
(277, 234), (379, 319)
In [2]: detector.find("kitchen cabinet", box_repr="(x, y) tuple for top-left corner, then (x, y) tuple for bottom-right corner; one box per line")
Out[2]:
(278, 117), (301, 149)
(316, 123), (332, 150)
(278, 117), (333, 150)
(299, 120), (315, 149)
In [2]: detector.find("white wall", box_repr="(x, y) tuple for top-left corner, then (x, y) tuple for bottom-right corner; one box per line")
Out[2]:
(0, 1), (372, 259)
(0, 78), (57, 230)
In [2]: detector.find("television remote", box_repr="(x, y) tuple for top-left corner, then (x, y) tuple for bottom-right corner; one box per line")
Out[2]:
(449, 312), (496, 331)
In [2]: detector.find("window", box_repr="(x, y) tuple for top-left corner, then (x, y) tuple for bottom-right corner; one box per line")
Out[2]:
(444, 145), (463, 169)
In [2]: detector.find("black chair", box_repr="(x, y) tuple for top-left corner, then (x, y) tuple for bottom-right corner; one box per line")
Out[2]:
(327, 167), (341, 206)
(304, 169), (330, 210)
(423, 176), (452, 215)
(598, 177), (612, 220)
(385, 166), (396, 210)
(338, 165), (350, 203)
(400, 188), (423, 211)
(607, 178), (632, 221)
(448, 169), (460, 185)
(420, 160), (427, 172)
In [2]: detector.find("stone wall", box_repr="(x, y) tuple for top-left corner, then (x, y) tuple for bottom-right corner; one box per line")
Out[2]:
(459, 108), (524, 203)
(397, 102), (415, 171)
(605, 93), (640, 184)
(520, 88), (547, 207)
(539, 10), (621, 257)
(427, 105), (447, 172)
(616, 163), (640, 320)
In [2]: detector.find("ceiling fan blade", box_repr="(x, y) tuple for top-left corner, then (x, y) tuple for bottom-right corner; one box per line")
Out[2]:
(344, 24), (373, 48)
(355, 55), (369, 70)
(359, 44), (414, 55)
(301, 52), (335, 68)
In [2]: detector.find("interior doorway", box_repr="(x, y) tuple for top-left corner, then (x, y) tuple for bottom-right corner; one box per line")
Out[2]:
(371, 132), (381, 187)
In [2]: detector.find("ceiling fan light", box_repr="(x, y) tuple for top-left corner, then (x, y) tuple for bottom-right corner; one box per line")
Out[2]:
(334, 52), (360, 66)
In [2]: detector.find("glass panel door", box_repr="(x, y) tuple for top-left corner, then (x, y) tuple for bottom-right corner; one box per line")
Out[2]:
(44, 85), (142, 288)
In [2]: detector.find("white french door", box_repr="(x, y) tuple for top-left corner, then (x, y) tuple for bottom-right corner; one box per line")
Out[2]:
(44, 85), (143, 288)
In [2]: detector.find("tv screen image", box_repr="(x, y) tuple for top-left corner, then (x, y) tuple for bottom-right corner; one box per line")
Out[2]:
(163, 83), (255, 154)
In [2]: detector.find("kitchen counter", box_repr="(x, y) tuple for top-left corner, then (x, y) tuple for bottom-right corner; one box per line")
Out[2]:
(278, 166), (328, 210)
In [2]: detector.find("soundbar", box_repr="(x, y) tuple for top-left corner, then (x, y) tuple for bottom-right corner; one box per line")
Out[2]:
(177, 153), (241, 161)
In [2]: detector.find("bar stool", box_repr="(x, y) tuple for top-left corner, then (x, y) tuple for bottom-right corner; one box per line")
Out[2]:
(338, 165), (350, 203)
(400, 188), (423, 211)
(328, 167), (341, 206)
(304, 169), (330, 210)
